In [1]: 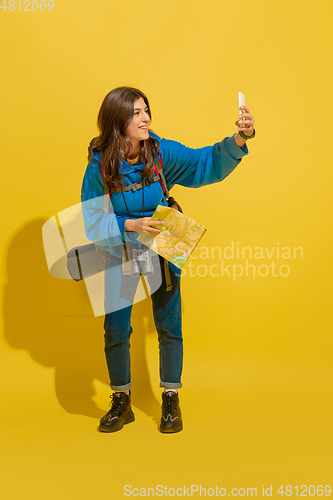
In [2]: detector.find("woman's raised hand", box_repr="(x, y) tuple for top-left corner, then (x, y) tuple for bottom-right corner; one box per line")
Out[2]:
(125, 217), (165, 234)
(235, 106), (255, 136)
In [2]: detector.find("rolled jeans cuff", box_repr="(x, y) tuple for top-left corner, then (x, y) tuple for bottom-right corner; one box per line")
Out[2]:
(110, 382), (132, 391)
(160, 381), (182, 389)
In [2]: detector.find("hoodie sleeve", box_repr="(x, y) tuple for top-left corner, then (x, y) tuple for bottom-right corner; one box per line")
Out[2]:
(81, 158), (130, 247)
(159, 134), (248, 190)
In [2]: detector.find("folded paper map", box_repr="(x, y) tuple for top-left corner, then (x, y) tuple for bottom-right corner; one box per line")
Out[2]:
(137, 205), (207, 269)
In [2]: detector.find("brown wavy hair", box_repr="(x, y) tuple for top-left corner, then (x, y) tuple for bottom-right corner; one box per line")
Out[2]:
(88, 87), (160, 192)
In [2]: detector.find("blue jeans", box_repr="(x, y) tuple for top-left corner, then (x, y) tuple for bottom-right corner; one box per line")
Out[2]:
(103, 254), (183, 391)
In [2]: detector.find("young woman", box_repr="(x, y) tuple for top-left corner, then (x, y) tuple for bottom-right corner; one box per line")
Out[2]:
(81, 86), (255, 433)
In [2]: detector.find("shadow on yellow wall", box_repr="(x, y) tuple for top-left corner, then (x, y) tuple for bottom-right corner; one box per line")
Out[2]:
(3, 219), (161, 424)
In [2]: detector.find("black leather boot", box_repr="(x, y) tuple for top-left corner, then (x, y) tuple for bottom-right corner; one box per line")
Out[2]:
(160, 391), (183, 433)
(99, 390), (135, 433)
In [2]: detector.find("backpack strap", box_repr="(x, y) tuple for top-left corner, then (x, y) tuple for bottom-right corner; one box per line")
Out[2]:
(154, 155), (169, 199)
(154, 156), (173, 291)
(100, 155), (168, 197)
(99, 163), (111, 213)
(110, 175), (160, 192)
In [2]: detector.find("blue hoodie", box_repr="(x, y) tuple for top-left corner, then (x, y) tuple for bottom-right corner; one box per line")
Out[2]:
(81, 131), (248, 257)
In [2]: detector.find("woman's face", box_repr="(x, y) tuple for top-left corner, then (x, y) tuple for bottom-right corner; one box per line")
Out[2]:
(125, 97), (150, 145)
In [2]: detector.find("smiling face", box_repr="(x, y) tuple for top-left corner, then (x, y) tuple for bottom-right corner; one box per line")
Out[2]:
(125, 97), (151, 148)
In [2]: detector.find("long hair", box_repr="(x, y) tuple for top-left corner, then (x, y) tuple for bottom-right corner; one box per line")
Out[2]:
(88, 87), (160, 192)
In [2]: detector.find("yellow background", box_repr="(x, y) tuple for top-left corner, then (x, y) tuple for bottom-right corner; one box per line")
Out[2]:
(1, 0), (332, 498)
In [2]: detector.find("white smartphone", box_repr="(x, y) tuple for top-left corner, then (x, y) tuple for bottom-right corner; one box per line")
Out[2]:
(238, 92), (245, 127)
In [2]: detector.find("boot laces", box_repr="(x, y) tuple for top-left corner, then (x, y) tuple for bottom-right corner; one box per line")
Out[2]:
(163, 393), (177, 416)
(106, 393), (123, 418)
